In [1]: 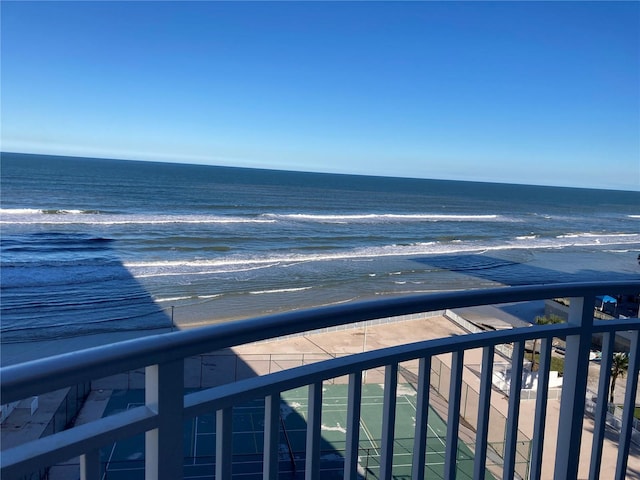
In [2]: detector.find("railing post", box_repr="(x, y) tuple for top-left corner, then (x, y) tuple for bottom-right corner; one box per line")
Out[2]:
(380, 363), (398, 480)
(445, 351), (464, 480)
(589, 332), (614, 480)
(554, 295), (595, 480)
(530, 338), (552, 480)
(345, 371), (363, 479)
(306, 382), (323, 480)
(216, 407), (233, 480)
(473, 346), (494, 480)
(503, 341), (524, 480)
(145, 360), (184, 480)
(264, 393), (280, 480)
(80, 449), (100, 480)
(411, 357), (431, 480)
(615, 330), (640, 480)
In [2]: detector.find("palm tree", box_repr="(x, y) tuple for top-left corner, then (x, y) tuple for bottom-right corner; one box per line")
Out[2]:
(609, 352), (630, 404)
(530, 314), (564, 371)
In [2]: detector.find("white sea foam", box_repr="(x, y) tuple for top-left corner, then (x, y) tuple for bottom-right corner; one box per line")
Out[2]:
(55, 209), (86, 214)
(262, 213), (501, 222)
(0, 208), (43, 215)
(156, 296), (194, 303)
(127, 259), (281, 269)
(2, 208), (501, 224)
(133, 263), (280, 278)
(0, 208), (99, 215)
(249, 287), (312, 295)
(0, 210), (275, 225)
(2, 218), (275, 225)
(123, 232), (640, 279)
(157, 294), (222, 302)
(557, 232), (638, 239)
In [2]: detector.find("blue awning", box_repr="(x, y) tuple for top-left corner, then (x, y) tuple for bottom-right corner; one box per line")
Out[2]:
(597, 295), (617, 304)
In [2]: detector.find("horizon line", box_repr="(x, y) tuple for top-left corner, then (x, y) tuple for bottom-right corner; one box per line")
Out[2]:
(2, 150), (639, 194)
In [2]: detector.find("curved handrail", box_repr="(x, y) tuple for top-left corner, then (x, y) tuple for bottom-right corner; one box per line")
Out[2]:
(1, 280), (639, 480)
(2, 280), (639, 403)
(183, 321), (582, 417)
(0, 321), (581, 472)
(4, 315), (639, 476)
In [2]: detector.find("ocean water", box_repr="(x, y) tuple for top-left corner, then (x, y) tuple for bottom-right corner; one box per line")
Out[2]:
(2, 152), (639, 342)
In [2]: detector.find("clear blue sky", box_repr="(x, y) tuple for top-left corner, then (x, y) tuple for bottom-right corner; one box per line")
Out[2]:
(2, 1), (639, 190)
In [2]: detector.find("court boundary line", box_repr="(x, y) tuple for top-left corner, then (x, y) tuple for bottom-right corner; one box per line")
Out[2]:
(101, 385), (457, 479)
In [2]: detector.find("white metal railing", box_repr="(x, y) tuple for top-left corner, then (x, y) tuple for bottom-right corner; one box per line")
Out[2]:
(584, 394), (640, 445)
(445, 308), (516, 359)
(1, 281), (639, 480)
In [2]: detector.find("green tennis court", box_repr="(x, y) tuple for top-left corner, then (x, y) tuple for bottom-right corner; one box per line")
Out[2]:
(98, 384), (492, 479)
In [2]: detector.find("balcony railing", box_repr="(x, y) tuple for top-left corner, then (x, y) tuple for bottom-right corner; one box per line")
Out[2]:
(1, 281), (639, 480)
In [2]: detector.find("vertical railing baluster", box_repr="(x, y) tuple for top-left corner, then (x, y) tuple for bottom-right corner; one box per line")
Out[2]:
(615, 330), (640, 480)
(380, 363), (398, 480)
(445, 350), (464, 480)
(306, 382), (323, 480)
(411, 357), (431, 480)
(554, 295), (595, 480)
(145, 360), (184, 480)
(80, 449), (100, 480)
(503, 341), (524, 480)
(530, 338), (552, 480)
(264, 393), (280, 480)
(345, 371), (363, 479)
(589, 332), (614, 480)
(473, 346), (494, 480)
(216, 407), (233, 480)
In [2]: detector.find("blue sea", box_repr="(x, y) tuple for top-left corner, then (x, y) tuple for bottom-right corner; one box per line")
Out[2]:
(2, 152), (639, 343)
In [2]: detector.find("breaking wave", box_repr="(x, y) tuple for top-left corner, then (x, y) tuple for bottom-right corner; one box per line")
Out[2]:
(262, 213), (503, 223)
(123, 232), (640, 278)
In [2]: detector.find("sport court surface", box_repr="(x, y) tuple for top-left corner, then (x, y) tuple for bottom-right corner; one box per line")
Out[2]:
(99, 384), (491, 479)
